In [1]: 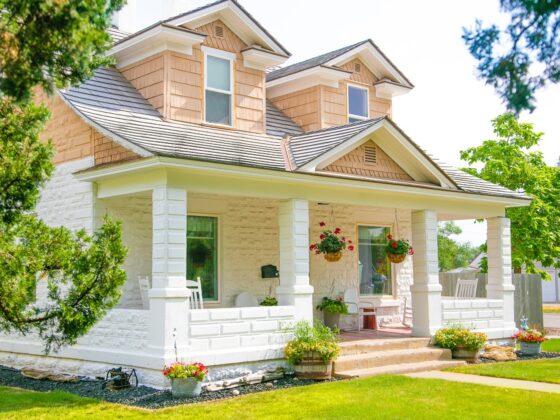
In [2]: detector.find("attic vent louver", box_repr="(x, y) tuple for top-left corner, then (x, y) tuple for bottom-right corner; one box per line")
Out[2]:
(215, 25), (224, 38)
(364, 146), (377, 165)
(354, 62), (361, 73)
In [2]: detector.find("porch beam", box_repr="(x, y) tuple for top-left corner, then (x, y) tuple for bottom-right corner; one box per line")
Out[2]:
(276, 199), (314, 322)
(410, 210), (442, 336)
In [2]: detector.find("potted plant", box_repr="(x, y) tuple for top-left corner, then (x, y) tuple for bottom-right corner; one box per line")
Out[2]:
(310, 222), (354, 262)
(163, 361), (208, 398)
(514, 329), (545, 355)
(434, 326), (487, 360)
(284, 321), (340, 379)
(385, 234), (414, 264)
(260, 296), (278, 306)
(316, 296), (348, 329)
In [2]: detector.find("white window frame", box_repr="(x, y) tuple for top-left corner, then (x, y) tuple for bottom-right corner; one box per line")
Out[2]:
(347, 83), (370, 123)
(187, 213), (222, 304)
(203, 46), (235, 127)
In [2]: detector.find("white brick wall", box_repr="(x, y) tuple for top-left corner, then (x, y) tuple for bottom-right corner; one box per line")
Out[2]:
(442, 298), (505, 330)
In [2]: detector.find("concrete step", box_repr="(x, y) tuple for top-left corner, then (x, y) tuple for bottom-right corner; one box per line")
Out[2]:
(334, 347), (452, 372)
(335, 360), (467, 379)
(339, 337), (431, 356)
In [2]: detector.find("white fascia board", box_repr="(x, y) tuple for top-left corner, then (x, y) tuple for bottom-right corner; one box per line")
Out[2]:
(326, 43), (412, 88)
(374, 80), (413, 99)
(266, 66), (352, 98)
(111, 25), (206, 68)
(166, 0), (289, 56)
(74, 156), (530, 209)
(241, 47), (288, 71)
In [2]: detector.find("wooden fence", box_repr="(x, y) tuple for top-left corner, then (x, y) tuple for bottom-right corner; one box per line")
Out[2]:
(439, 272), (543, 330)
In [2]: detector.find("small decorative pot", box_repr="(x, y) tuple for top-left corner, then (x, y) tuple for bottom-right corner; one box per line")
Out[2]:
(520, 342), (542, 355)
(323, 312), (341, 330)
(324, 251), (342, 262)
(170, 377), (203, 398)
(452, 347), (480, 361)
(294, 352), (333, 380)
(387, 253), (406, 264)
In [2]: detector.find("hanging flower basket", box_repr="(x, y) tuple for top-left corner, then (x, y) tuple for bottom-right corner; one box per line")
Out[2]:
(310, 222), (354, 263)
(386, 234), (414, 264)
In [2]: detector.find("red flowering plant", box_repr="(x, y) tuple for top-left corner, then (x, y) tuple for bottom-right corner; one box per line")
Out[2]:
(385, 234), (414, 256)
(163, 362), (208, 382)
(309, 222), (354, 255)
(513, 329), (545, 343)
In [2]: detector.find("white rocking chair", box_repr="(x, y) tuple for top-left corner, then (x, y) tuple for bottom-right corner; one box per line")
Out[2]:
(137, 275), (151, 309)
(344, 288), (377, 331)
(401, 296), (413, 327)
(454, 278), (478, 299)
(186, 277), (204, 309)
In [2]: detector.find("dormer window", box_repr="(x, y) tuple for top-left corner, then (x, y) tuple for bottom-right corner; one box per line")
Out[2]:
(204, 47), (235, 126)
(347, 84), (369, 123)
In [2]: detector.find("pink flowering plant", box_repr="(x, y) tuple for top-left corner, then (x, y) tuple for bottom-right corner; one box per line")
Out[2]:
(162, 362), (208, 382)
(385, 234), (414, 256)
(513, 329), (545, 343)
(309, 222), (354, 255)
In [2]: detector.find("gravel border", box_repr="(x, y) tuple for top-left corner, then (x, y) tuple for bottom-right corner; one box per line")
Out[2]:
(0, 365), (339, 409)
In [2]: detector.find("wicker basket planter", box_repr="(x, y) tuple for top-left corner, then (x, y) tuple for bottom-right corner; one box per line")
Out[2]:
(294, 352), (333, 380)
(387, 253), (406, 264)
(324, 251), (342, 262)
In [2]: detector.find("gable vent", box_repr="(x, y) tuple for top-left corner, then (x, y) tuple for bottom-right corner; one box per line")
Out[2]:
(214, 25), (224, 38)
(364, 146), (377, 165)
(354, 62), (361, 73)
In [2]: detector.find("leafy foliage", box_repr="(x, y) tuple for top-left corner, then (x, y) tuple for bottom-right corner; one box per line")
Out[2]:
(310, 222), (354, 255)
(162, 362), (208, 381)
(461, 114), (560, 279)
(513, 328), (546, 343)
(437, 222), (481, 272)
(259, 296), (278, 306)
(434, 326), (487, 351)
(0, 0), (128, 351)
(316, 297), (348, 315)
(385, 234), (414, 256)
(284, 321), (340, 365)
(463, 0), (560, 114)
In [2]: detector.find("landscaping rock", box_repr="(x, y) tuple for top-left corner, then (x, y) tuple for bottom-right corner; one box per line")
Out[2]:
(21, 368), (79, 383)
(265, 382), (273, 389)
(483, 345), (517, 362)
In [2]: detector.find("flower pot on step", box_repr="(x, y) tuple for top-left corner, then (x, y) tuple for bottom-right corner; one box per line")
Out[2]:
(520, 342), (542, 355)
(323, 312), (341, 330)
(170, 377), (202, 398)
(452, 347), (480, 361)
(294, 352), (333, 380)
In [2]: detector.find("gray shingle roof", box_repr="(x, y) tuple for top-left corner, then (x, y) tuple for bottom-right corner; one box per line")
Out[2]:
(107, 26), (130, 43)
(266, 101), (304, 137)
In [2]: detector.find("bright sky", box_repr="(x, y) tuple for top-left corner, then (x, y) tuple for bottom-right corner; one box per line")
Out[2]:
(132, 0), (560, 245)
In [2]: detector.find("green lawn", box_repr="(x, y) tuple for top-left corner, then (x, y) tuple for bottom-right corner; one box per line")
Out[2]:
(542, 338), (560, 352)
(448, 358), (560, 384)
(3, 375), (560, 419)
(543, 305), (560, 314)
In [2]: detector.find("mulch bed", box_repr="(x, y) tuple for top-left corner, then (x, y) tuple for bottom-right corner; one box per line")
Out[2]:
(478, 351), (560, 364)
(0, 365), (338, 409)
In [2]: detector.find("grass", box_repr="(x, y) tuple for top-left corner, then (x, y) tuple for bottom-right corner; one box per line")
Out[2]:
(448, 358), (560, 385)
(543, 304), (560, 314)
(542, 338), (560, 352)
(3, 375), (560, 419)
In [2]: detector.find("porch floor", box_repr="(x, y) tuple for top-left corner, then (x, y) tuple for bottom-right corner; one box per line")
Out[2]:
(339, 325), (412, 342)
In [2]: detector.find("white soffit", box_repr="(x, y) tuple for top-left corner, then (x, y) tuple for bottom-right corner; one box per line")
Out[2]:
(374, 80), (413, 99)
(327, 42), (413, 89)
(241, 46), (289, 71)
(111, 24), (206, 68)
(166, 0), (289, 56)
(266, 66), (352, 98)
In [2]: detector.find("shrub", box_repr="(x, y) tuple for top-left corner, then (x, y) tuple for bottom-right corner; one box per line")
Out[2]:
(284, 321), (340, 365)
(260, 296), (278, 306)
(316, 296), (348, 314)
(434, 326), (487, 351)
(162, 362), (208, 381)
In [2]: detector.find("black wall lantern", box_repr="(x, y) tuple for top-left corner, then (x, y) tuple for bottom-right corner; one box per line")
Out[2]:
(261, 264), (279, 279)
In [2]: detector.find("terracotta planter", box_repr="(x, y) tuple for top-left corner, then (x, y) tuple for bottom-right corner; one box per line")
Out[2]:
(324, 251), (342, 262)
(387, 253), (406, 264)
(323, 312), (341, 329)
(520, 342), (542, 355)
(294, 352), (333, 379)
(452, 347), (480, 361)
(170, 377), (203, 398)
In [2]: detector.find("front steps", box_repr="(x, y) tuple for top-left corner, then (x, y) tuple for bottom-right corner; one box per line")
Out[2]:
(334, 337), (466, 378)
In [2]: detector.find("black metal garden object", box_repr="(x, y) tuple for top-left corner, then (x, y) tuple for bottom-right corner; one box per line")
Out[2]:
(102, 367), (138, 390)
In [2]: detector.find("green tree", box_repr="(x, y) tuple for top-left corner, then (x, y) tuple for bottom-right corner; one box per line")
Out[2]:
(463, 0), (560, 114)
(438, 222), (481, 272)
(0, 0), (128, 352)
(461, 113), (560, 279)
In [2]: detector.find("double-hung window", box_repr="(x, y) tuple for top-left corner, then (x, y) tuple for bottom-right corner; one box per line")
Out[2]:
(204, 48), (234, 126)
(347, 84), (369, 123)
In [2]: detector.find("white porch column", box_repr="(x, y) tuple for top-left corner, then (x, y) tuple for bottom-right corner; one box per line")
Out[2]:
(487, 217), (515, 329)
(410, 210), (442, 336)
(276, 199), (314, 323)
(148, 185), (190, 362)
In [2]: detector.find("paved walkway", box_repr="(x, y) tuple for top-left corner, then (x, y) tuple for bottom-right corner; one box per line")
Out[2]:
(407, 370), (560, 394)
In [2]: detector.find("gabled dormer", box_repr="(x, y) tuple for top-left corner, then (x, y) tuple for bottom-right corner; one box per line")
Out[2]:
(267, 40), (413, 132)
(109, 0), (290, 134)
